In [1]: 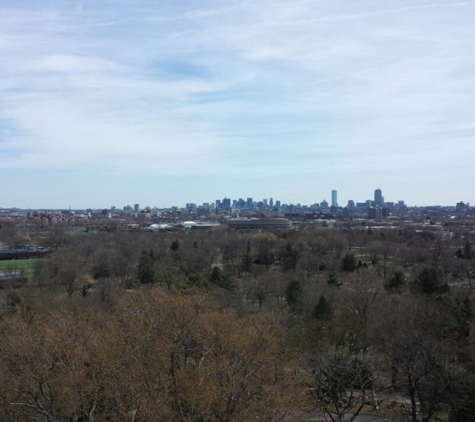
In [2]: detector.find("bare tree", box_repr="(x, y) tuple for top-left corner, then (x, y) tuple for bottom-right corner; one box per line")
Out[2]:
(304, 350), (374, 422)
(0, 290), (302, 422)
(373, 297), (457, 422)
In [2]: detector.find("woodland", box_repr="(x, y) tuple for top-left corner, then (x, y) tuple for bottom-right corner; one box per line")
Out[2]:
(0, 220), (474, 422)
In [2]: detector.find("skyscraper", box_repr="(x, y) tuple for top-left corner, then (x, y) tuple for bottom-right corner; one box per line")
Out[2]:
(331, 190), (338, 207)
(374, 189), (384, 208)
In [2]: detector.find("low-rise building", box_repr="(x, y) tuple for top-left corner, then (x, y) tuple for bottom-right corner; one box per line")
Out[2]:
(227, 218), (292, 230)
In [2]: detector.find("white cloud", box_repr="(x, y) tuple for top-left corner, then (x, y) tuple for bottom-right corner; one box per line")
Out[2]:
(27, 55), (128, 73)
(1, 99), (220, 174)
(146, 0), (254, 22)
(0, 0), (474, 206)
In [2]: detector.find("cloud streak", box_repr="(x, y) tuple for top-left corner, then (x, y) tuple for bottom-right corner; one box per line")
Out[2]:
(268, 1), (475, 26)
(0, 0), (474, 207)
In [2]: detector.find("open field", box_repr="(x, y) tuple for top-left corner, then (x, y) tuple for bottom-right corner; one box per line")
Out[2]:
(0, 259), (37, 281)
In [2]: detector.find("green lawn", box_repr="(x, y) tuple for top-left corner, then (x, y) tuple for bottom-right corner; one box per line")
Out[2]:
(0, 259), (37, 282)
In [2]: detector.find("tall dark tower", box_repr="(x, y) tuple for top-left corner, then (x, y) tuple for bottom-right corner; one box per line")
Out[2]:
(374, 189), (383, 208)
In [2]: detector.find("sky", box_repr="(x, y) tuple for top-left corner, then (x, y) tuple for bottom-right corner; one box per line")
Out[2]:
(0, 0), (474, 209)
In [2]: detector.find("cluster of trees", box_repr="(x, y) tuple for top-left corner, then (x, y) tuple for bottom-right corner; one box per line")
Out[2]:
(0, 224), (474, 421)
(0, 291), (299, 422)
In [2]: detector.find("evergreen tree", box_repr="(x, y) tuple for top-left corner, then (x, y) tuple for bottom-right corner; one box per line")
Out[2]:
(385, 270), (406, 291)
(341, 253), (357, 272)
(312, 295), (333, 321)
(138, 251), (155, 284)
(281, 243), (300, 272)
(210, 267), (237, 291)
(242, 241), (253, 272)
(411, 268), (449, 295)
(285, 280), (302, 311)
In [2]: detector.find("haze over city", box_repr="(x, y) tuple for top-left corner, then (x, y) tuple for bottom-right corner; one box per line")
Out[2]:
(1, 0), (474, 208)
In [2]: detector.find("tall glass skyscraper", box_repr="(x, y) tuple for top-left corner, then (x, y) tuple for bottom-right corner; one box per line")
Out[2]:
(331, 190), (338, 207)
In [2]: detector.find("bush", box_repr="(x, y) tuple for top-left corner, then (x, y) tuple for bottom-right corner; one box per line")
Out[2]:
(385, 270), (406, 291)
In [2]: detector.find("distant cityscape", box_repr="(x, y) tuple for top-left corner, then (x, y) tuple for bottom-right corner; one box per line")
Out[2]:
(0, 189), (472, 224)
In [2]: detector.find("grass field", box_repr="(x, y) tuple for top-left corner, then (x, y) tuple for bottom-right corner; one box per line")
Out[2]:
(0, 259), (37, 282)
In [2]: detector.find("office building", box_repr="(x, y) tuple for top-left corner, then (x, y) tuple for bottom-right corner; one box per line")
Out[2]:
(374, 189), (384, 208)
(332, 190), (338, 207)
(368, 207), (382, 219)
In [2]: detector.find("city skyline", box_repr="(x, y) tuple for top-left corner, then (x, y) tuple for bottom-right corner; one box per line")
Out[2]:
(1, 0), (474, 208)
(3, 187), (472, 211)
(0, 186), (472, 210)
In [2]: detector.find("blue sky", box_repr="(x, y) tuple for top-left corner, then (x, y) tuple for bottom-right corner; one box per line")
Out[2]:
(0, 0), (474, 208)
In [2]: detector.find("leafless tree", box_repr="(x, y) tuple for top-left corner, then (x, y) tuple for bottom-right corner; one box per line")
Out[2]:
(304, 350), (375, 422)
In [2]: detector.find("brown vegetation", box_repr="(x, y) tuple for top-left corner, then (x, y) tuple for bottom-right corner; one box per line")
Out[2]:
(0, 222), (474, 421)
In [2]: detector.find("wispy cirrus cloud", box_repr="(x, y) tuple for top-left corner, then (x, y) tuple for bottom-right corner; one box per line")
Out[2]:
(27, 54), (128, 73)
(146, 0), (254, 22)
(0, 0), (474, 207)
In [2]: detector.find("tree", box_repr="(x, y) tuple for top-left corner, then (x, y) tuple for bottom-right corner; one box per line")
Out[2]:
(54, 252), (81, 297)
(241, 240), (253, 273)
(155, 254), (182, 290)
(456, 239), (473, 259)
(138, 250), (155, 284)
(33, 258), (51, 287)
(384, 270), (406, 291)
(341, 253), (357, 272)
(464, 239), (473, 259)
(374, 298), (458, 422)
(312, 294), (333, 321)
(242, 251), (253, 273)
(285, 280), (302, 312)
(256, 241), (274, 266)
(0, 290), (301, 422)
(450, 376), (475, 422)
(91, 249), (112, 280)
(209, 266), (236, 292)
(247, 272), (278, 310)
(221, 236), (245, 274)
(110, 249), (136, 290)
(411, 268), (449, 295)
(170, 239), (180, 251)
(298, 250), (320, 282)
(281, 243), (300, 272)
(304, 351), (374, 422)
